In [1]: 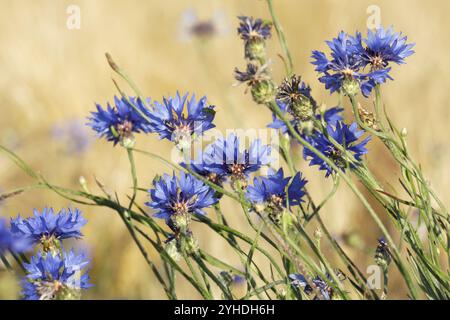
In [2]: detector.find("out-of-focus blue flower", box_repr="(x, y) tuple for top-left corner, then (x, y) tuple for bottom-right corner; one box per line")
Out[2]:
(87, 96), (153, 145)
(289, 273), (333, 300)
(246, 168), (307, 209)
(0, 218), (30, 254)
(148, 92), (215, 148)
(21, 250), (91, 300)
(304, 121), (370, 177)
(52, 119), (92, 156)
(0, 218), (12, 253)
(146, 171), (218, 231)
(201, 133), (272, 182)
(179, 9), (229, 42)
(11, 208), (87, 250)
(237, 16), (271, 41)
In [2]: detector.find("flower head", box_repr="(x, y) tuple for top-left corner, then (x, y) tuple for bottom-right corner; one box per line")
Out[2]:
(234, 63), (271, 86)
(356, 27), (415, 96)
(304, 121), (370, 177)
(201, 133), (272, 184)
(237, 16), (272, 61)
(375, 237), (391, 268)
(359, 27), (415, 69)
(21, 250), (91, 300)
(246, 168), (307, 210)
(87, 96), (152, 146)
(289, 273), (334, 300)
(311, 31), (368, 96)
(11, 208), (87, 252)
(146, 171), (218, 232)
(237, 16), (271, 41)
(148, 92), (215, 148)
(276, 75), (317, 121)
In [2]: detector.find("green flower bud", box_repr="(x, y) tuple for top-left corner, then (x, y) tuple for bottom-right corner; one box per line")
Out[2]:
(341, 78), (360, 97)
(55, 286), (82, 300)
(120, 135), (136, 149)
(245, 39), (266, 62)
(182, 235), (199, 255)
(172, 213), (191, 234)
(251, 80), (276, 104)
(165, 240), (181, 261)
(290, 97), (315, 121)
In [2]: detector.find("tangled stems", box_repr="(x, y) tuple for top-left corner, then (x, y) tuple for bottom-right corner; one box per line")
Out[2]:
(267, 100), (419, 298)
(264, 1), (448, 298)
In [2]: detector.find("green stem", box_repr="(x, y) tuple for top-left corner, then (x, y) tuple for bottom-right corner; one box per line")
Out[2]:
(127, 148), (138, 211)
(268, 100), (419, 299)
(266, 0), (293, 76)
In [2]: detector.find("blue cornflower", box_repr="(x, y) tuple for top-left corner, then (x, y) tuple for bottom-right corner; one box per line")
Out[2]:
(304, 121), (370, 177)
(52, 119), (92, 156)
(146, 171), (218, 232)
(246, 168), (307, 210)
(87, 96), (153, 145)
(148, 92), (215, 148)
(237, 16), (271, 41)
(312, 32), (390, 97)
(11, 208), (87, 251)
(0, 218), (12, 253)
(289, 273), (333, 300)
(201, 133), (272, 183)
(21, 250), (91, 300)
(312, 31), (368, 95)
(359, 27), (415, 70)
(181, 150), (227, 187)
(356, 27), (415, 96)
(0, 218), (30, 254)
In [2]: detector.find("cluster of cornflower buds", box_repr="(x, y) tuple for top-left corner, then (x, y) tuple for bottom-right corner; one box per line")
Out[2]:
(235, 17), (275, 104)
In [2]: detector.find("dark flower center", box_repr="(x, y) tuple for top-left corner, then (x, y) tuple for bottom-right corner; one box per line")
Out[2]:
(116, 120), (133, 138)
(229, 163), (246, 180)
(326, 147), (346, 169)
(269, 194), (284, 209)
(172, 123), (192, 144)
(370, 54), (384, 70)
(40, 234), (58, 252)
(172, 201), (189, 216)
(342, 68), (354, 78)
(207, 172), (220, 185)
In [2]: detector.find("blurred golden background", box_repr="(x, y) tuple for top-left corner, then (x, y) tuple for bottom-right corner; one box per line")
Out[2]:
(0, 0), (449, 299)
